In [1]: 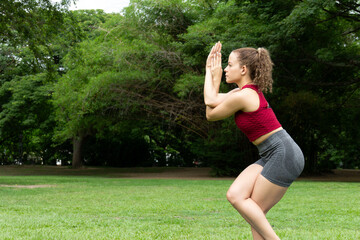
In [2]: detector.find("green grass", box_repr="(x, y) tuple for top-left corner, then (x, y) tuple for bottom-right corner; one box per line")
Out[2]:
(0, 173), (359, 239)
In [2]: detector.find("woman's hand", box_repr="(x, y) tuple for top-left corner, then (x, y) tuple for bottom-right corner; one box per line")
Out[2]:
(204, 41), (223, 107)
(211, 52), (223, 81)
(206, 41), (223, 85)
(206, 46), (215, 70)
(206, 41), (222, 70)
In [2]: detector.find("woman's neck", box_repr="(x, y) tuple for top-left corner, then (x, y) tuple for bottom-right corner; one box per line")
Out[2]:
(238, 77), (254, 89)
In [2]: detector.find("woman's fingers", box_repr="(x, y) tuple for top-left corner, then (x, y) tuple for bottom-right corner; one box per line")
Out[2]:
(208, 46), (214, 57)
(206, 46), (215, 67)
(210, 52), (221, 69)
(214, 42), (220, 53)
(215, 41), (222, 53)
(207, 41), (222, 67)
(210, 44), (217, 55)
(209, 41), (221, 56)
(213, 43), (218, 53)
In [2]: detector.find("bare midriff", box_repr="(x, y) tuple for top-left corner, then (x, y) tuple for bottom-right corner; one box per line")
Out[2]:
(252, 127), (283, 146)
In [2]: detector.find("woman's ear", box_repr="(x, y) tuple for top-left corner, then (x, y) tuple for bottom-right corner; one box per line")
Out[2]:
(240, 65), (247, 76)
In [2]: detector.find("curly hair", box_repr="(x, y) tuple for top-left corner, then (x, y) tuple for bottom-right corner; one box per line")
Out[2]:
(232, 47), (274, 93)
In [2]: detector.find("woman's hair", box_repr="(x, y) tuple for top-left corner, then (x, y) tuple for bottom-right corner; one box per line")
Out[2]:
(232, 47), (274, 93)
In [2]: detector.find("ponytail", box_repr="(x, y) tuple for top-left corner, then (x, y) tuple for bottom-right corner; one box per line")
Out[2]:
(254, 48), (274, 93)
(233, 47), (274, 93)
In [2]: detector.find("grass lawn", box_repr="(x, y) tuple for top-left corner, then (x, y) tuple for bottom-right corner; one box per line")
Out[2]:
(0, 168), (359, 239)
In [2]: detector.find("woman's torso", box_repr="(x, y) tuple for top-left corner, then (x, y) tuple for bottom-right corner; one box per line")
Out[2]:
(234, 84), (282, 145)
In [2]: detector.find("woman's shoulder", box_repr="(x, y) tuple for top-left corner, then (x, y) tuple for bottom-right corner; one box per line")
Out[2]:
(224, 86), (258, 105)
(240, 86), (259, 97)
(225, 88), (255, 108)
(237, 87), (260, 111)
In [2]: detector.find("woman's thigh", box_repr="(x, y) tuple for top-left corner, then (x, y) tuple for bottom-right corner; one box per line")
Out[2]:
(251, 174), (288, 214)
(227, 164), (264, 200)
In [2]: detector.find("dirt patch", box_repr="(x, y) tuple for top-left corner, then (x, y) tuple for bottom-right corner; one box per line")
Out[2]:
(0, 184), (55, 189)
(0, 165), (220, 179)
(0, 166), (359, 182)
(298, 169), (360, 182)
(118, 167), (223, 180)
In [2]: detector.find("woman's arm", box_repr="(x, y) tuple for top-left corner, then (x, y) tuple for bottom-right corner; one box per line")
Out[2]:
(206, 88), (241, 108)
(206, 91), (246, 121)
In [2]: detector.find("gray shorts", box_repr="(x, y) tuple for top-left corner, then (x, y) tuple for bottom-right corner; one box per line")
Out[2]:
(255, 129), (305, 187)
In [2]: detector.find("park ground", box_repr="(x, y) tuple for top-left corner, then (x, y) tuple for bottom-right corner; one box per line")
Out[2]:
(0, 166), (359, 239)
(1, 165), (360, 181)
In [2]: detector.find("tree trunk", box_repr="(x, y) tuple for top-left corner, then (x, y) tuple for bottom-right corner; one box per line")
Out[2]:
(72, 135), (84, 168)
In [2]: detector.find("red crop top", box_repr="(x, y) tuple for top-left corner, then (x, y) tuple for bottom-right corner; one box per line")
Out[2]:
(234, 84), (281, 142)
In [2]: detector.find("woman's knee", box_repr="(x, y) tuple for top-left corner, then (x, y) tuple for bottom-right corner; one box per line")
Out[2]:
(226, 187), (243, 206)
(226, 164), (263, 207)
(226, 188), (235, 204)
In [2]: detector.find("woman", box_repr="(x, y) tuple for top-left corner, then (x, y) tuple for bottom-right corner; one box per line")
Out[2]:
(204, 42), (304, 240)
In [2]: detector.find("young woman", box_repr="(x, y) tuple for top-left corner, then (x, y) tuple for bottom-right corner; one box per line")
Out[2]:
(204, 42), (304, 240)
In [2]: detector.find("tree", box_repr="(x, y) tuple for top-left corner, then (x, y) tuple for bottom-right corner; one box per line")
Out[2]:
(53, 2), (211, 168)
(1, 0), (358, 173)
(0, 73), (55, 164)
(178, 0), (360, 173)
(0, 0), (74, 60)
(0, 0), (80, 164)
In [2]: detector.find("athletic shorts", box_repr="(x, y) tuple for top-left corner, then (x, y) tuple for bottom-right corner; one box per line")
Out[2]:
(255, 129), (305, 187)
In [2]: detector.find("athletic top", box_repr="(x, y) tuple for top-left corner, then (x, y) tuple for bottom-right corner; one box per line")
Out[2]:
(234, 84), (281, 142)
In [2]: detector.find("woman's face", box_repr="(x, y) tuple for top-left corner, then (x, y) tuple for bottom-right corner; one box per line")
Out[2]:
(224, 52), (243, 84)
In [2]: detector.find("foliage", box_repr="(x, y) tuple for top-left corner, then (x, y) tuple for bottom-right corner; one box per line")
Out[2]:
(0, 1), (81, 164)
(0, 73), (55, 164)
(0, 0), (359, 173)
(178, 0), (360, 174)
(0, 0), (77, 73)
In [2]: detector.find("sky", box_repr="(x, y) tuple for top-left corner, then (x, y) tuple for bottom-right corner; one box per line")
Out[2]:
(54, 0), (131, 13)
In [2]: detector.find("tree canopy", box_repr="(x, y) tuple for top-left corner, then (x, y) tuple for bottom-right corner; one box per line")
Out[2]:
(0, 0), (359, 174)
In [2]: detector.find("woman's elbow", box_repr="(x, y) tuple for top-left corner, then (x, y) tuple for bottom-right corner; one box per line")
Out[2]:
(206, 114), (212, 121)
(204, 99), (218, 108)
(206, 112), (217, 121)
(206, 103), (217, 108)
